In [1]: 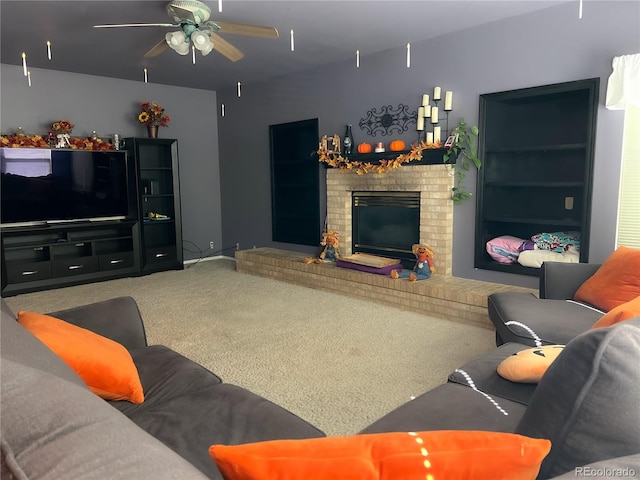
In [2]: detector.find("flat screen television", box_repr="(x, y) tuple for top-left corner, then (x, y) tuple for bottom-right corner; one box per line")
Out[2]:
(1, 148), (132, 227)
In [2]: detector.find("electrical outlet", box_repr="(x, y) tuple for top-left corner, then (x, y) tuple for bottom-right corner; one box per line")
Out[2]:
(564, 196), (574, 210)
(209, 241), (215, 250)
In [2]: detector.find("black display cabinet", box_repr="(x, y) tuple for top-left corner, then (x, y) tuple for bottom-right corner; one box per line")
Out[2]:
(475, 78), (599, 276)
(125, 138), (183, 274)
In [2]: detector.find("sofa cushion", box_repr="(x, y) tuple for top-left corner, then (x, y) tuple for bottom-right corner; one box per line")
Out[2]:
(448, 343), (538, 405)
(573, 245), (640, 311)
(1, 357), (210, 480)
(590, 296), (640, 330)
(545, 453), (640, 479)
(17, 310), (144, 404)
(110, 350), (325, 480)
(209, 430), (551, 480)
(111, 345), (222, 414)
(360, 383), (527, 435)
(488, 292), (602, 347)
(516, 318), (640, 479)
(497, 345), (564, 383)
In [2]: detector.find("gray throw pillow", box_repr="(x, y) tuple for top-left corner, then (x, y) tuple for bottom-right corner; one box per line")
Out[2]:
(516, 318), (640, 479)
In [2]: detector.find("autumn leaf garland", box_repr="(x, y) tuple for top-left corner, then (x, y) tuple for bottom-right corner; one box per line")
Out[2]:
(317, 140), (442, 175)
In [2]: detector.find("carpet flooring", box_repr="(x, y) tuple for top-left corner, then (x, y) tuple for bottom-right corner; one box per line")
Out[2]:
(4, 257), (495, 436)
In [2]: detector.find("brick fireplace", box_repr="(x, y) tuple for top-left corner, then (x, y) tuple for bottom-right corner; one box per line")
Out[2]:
(326, 164), (455, 275)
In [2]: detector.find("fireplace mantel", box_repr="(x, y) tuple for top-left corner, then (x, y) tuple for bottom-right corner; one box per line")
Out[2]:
(326, 164), (455, 275)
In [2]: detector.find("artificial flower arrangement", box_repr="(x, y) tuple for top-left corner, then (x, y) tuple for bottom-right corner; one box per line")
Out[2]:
(52, 119), (74, 133)
(137, 101), (170, 127)
(1, 119), (113, 150)
(318, 140), (443, 175)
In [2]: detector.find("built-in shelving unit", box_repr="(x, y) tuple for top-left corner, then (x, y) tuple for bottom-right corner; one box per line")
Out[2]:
(475, 78), (599, 276)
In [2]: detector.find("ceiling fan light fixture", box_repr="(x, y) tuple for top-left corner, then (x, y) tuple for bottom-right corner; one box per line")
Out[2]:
(191, 29), (214, 55)
(165, 31), (190, 55)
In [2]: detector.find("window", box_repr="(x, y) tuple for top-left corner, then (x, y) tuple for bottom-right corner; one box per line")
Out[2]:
(616, 104), (640, 248)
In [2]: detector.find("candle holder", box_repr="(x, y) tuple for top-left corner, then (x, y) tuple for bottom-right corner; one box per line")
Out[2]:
(445, 110), (450, 139)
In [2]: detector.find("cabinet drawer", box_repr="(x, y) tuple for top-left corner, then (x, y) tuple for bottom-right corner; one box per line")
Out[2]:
(52, 257), (99, 277)
(145, 246), (177, 265)
(6, 261), (52, 284)
(99, 251), (134, 271)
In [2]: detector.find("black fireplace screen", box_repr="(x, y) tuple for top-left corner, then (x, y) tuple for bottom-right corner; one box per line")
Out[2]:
(352, 191), (420, 266)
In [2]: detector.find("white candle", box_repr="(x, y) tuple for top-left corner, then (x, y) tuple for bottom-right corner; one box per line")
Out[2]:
(221, 103), (225, 116)
(417, 107), (425, 131)
(426, 132), (434, 144)
(406, 43), (411, 68)
(21, 52), (27, 76)
(46, 41), (52, 60)
(433, 86), (441, 100)
(422, 94), (429, 107)
(424, 105), (431, 118)
(27, 70), (32, 87)
(434, 126), (441, 143)
(237, 81), (241, 97)
(356, 49), (360, 68)
(290, 29), (295, 51)
(431, 106), (439, 124)
(143, 68), (148, 83)
(444, 91), (453, 111)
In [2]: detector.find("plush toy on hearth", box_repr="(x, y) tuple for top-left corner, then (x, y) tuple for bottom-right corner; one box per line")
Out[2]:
(390, 243), (435, 281)
(319, 230), (341, 262)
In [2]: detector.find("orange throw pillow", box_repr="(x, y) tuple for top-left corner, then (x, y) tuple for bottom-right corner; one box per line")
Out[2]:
(574, 246), (640, 311)
(18, 311), (144, 403)
(591, 295), (640, 329)
(497, 345), (565, 383)
(209, 430), (551, 480)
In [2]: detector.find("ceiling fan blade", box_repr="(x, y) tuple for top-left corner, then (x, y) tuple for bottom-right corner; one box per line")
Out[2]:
(144, 39), (170, 58)
(93, 23), (177, 28)
(209, 32), (244, 62)
(211, 21), (279, 39)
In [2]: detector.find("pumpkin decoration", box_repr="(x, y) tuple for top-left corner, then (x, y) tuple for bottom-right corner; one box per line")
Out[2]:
(357, 143), (372, 154)
(389, 140), (405, 151)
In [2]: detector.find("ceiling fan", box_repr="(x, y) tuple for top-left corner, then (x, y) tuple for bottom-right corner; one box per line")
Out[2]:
(93, 0), (279, 62)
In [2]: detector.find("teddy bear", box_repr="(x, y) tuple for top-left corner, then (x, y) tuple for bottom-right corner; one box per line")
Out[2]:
(390, 243), (435, 281)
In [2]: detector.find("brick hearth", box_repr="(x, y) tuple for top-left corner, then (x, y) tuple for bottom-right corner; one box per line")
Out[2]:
(327, 163), (455, 275)
(236, 248), (537, 329)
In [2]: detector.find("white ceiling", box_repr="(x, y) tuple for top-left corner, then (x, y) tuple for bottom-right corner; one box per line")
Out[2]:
(1, 0), (578, 91)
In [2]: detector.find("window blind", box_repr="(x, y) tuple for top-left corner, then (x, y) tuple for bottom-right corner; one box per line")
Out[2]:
(616, 105), (640, 248)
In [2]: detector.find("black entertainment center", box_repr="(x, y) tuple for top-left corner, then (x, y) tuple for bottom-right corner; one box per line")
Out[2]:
(1, 140), (183, 296)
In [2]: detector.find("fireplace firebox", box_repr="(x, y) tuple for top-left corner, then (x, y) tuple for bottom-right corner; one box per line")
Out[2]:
(352, 191), (420, 267)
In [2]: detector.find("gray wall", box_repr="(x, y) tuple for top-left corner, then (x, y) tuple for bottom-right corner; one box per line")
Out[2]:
(0, 66), (222, 261)
(217, 1), (640, 288)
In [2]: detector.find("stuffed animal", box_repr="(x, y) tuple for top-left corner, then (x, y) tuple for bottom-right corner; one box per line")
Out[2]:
(390, 243), (435, 281)
(319, 230), (341, 262)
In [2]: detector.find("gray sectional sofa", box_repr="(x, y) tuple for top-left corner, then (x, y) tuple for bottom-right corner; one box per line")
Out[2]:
(488, 262), (604, 346)
(1, 297), (324, 480)
(2, 270), (639, 479)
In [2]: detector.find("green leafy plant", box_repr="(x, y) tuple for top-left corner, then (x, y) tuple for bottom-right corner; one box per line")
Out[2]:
(442, 118), (481, 204)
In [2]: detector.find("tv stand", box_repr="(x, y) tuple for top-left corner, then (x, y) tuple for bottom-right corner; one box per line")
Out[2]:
(1, 220), (141, 296)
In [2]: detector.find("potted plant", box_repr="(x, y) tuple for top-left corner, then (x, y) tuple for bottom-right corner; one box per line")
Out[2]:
(442, 118), (481, 204)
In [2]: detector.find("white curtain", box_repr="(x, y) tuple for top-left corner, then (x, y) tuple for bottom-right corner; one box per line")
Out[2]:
(606, 53), (640, 110)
